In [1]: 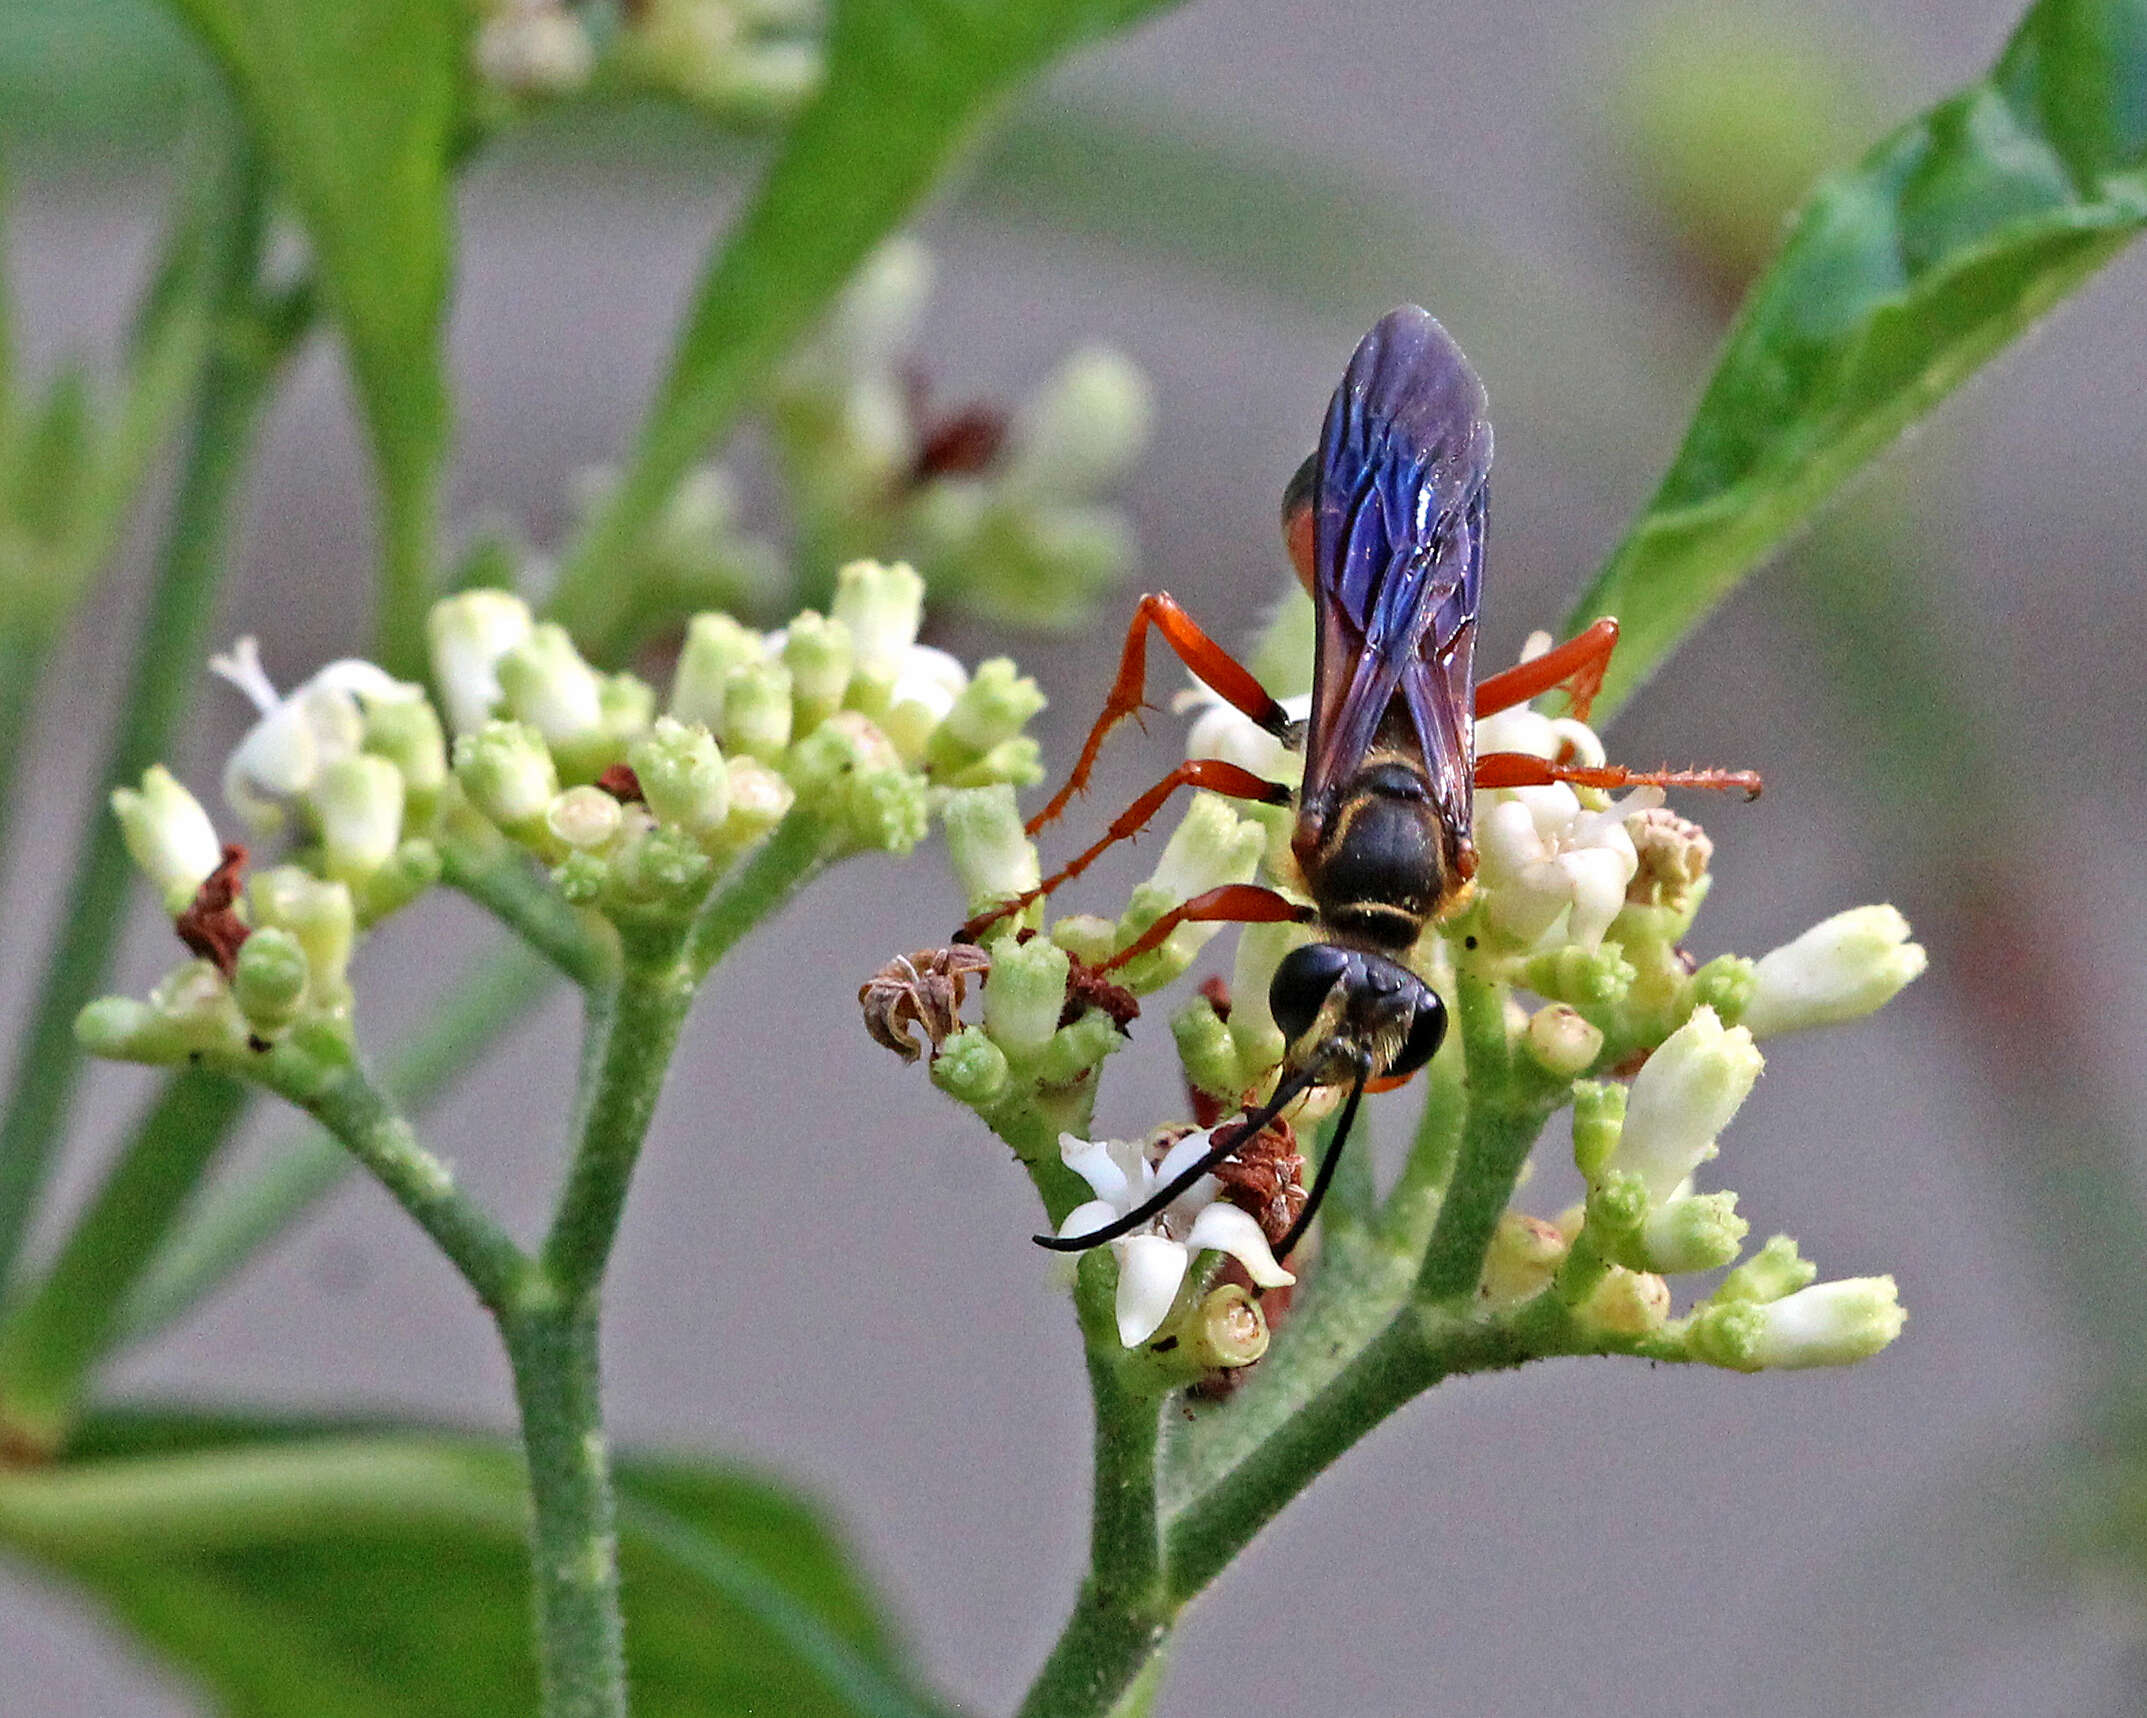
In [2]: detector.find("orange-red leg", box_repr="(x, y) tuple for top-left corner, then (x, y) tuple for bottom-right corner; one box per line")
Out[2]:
(1028, 593), (1293, 838)
(1474, 617), (1620, 723)
(1474, 751), (1763, 800)
(1099, 883), (1313, 974)
(960, 760), (1292, 943)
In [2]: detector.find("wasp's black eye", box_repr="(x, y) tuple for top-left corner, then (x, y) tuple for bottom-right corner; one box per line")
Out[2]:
(1387, 987), (1448, 1080)
(1269, 943), (1353, 1048)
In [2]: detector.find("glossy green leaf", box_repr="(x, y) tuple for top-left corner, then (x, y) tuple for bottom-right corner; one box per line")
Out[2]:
(0, 1411), (940, 1718)
(550, 0), (1186, 651)
(158, 0), (461, 672)
(1567, 0), (2147, 720)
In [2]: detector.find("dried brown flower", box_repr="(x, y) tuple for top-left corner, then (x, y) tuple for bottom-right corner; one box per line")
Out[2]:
(860, 946), (993, 1062)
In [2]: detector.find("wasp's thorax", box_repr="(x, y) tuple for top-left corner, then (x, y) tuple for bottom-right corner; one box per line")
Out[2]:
(1268, 942), (1448, 1088)
(1293, 755), (1474, 954)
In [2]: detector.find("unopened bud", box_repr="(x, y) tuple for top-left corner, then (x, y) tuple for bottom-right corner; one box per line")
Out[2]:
(927, 658), (1046, 774)
(785, 712), (926, 856)
(609, 824), (714, 911)
(720, 658), (795, 763)
(1583, 1266), (1671, 1336)
(454, 721), (560, 840)
(1522, 941), (1637, 1009)
(930, 1026), (1012, 1107)
(113, 766), (223, 914)
(1741, 905), (1927, 1037)
(428, 589), (534, 736)
(1172, 995), (1242, 1103)
(1691, 1276), (1905, 1371)
(248, 867), (357, 1003)
(1183, 1283), (1269, 1371)
(1712, 1233), (1817, 1305)
(670, 613), (764, 730)
(362, 690), (449, 819)
(878, 646), (969, 764)
(629, 717), (730, 841)
(982, 934), (1070, 1058)
(547, 784), (625, 852)
(780, 612), (854, 732)
(1481, 1212), (1570, 1307)
(1525, 1003), (1603, 1078)
(1638, 1191), (1747, 1274)
(1608, 1007), (1761, 1200)
(831, 560), (924, 682)
(1570, 1080), (1628, 1183)
(941, 786), (1040, 918)
(315, 754), (406, 887)
(357, 838), (442, 923)
(498, 623), (605, 755)
(710, 757), (794, 856)
(232, 926), (310, 1033)
(1113, 794), (1264, 989)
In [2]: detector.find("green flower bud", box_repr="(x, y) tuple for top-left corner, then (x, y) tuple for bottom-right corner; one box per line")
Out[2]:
(113, 766), (223, 914)
(709, 757), (794, 858)
(609, 825), (714, 912)
(1581, 1265), (1671, 1337)
(1521, 941), (1637, 1008)
(930, 1026), (1011, 1108)
(1691, 1277), (1905, 1371)
(553, 850), (609, 906)
(1690, 952), (1758, 1023)
(670, 613), (765, 730)
(1584, 1172), (1650, 1255)
(232, 926), (310, 1033)
(831, 559), (924, 681)
(1173, 994), (1243, 1105)
(1639, 1191), (1747, 1274)
(1524, 1002), (1603, 1078)
(1033, 1008), (1123, 1088)
(1480, 1212), (1570, 1307)
(1712, 1233), (1818, 1305)
(428, 589), (534, 736)
(1000, 346), (1154, 501)
(362, 690), (449, 824)
(780, 612), (854, 732)
(248, 867), (356, 1005)
(785, 712), (926, 857)
(1570, 1080), (1628, 1183)
(1048, 915), (1118, 967)
(629, 717), (731, 841)
(720, 658), (794, 764)
(982, 934), (1070, 1058)
(547, 785), (625, 852)
(926, 658), (1047, 776)
(940, 785), (1040, 918)
(314, 753), (406, 888)
(498, 623), (605, 759)
(933, 735), (1045, 792)
(75, 996), (163, 1061)
(1608, 1006), (1761, 1200)
(598, 673), (656, 747)
(453, 720), (560, 841)
(1181, 1283), (1269, 1372)
(1112, 793), (1265, 991)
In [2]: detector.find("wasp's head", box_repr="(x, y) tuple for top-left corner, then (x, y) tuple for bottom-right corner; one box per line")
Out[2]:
(1267, 942), (1448, 1088)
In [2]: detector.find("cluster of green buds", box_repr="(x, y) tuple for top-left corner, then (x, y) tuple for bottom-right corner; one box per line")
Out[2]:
(770, 239), (1156, 626)
(81, 560), (1044, 1070)
(472, 0), (820, 120)
(886, 622), (1925, 1371)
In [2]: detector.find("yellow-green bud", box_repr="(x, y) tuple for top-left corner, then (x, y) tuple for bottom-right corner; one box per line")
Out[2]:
(1481, 1212), (1570, 1307)
(780, 612), (854, 732)
(361, 690), (449, 817)
(1582, 1266), (1670, 1336)
(1172, 996), (1242, 1105)
(1182, 1283), (1269, 1372)
(112, 766), (223, 914)
(710, 757), (794, 857)
(720, 659), (794, 764)
(1712, 1233), (1818, 1305)
(1639, 1191), (1748, 1275)
(232, 926), (310, 1033)
(249, 867), (357, 1003)
(1524, 1003), (1604, 1078)
(930, 1026), (1011, 1108)
(831, 559), (924, 681)
(982, 934), (1070, 1058)
(1571, 1080), (1628, 1183)
(785, 712), (926, 857)
(453, 720), (560, 840)
(630, 717), (731, 841)
(609, 825), (714, 911)
(926, 658), (1046, 775)
(670, 613), (764, 730)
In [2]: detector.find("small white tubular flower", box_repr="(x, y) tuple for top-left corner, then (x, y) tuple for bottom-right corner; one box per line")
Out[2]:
(1741, 905), (1928, 1037)
(1182, 687), (1308, 783)
(112, 767), (223, 913)
(831, 560), (925, 683)
(496, 623), (605, 750)
(1472, 704), (1606, 769)
(880, 644), (969, 764)
(1695, 1276), (1906, 1371)
(212, 638), (412, 834)
(1473, 782), (1659, 952)
(428, 590), (535, 736)
(1608, 1006), (1763, 1200)
(313, 755), (406, 887)
(1057, 1129), (1293, 1347)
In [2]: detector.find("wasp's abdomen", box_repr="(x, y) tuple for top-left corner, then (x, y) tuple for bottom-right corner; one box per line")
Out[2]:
(1305, 763), (1454, 951)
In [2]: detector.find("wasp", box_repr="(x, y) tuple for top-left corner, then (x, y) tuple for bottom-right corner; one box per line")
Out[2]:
(962, 307), (1758, 1264)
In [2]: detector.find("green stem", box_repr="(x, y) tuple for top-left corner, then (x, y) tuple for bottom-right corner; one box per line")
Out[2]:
(0, 1071), (247, 1453)
(0, 625), (53, 872)
(1018, 1275), (1171, 1718)
(118, 942), (556, 1345)
(441, 829), (615, 988)
(540, 948), (696, 1303)
(502, 1299), (626, 1718)
(685, 811), (828, 979)
(262, 1048), (527, 1315)
(0, 147), (273, 1294)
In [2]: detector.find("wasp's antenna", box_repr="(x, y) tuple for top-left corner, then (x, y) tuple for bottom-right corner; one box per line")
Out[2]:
(1273, 1053), (1371, 1262)
(1034, 1064), (1324, 1253)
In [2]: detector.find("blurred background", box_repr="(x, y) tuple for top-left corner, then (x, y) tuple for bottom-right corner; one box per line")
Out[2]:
(3, 0), (2146, 1711)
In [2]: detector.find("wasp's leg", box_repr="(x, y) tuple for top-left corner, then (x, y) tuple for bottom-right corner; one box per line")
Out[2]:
(960, 761), (1291, 942)
(1474, 751), (1763, 800)
(1027, 593), (1294, 837)
(1473, 617), (1621, 724)
(1098, 883), (1313, 974)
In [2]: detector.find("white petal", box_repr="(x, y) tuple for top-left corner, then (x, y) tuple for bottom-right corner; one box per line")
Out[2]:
(1185, 1202), (1295, 1289)
(1056, 1199), (1121, 1245)
(1474, 706), (1559, 760)
(1113, 1234), (1189, 1346)
(1560, 845), (1637, 951)
(1058, 1134), (1129, 1205)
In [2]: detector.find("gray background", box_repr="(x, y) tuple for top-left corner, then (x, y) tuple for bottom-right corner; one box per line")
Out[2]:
(4, 0), (2147, 1711)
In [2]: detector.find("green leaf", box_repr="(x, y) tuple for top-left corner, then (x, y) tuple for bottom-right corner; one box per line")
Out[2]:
(158, 0), (463, 672)
(1567, 0), (2147, 720)
(0, 1410), (942, 1718)
(549, 0), (1186, 653)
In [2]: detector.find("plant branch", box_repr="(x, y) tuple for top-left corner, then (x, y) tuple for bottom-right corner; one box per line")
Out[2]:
(685, 811), (828, 980)
(441, 828), (615, 989)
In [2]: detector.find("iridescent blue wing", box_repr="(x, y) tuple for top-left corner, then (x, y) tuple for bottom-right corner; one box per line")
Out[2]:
(1300, 307), (1490, 849)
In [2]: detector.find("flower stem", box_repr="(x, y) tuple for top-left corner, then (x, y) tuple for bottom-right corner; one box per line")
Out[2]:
(441, 830), (616, 988)
(0, 142), (274, 1294)
(503, 1298), (626, 1718)
(685, 811), (828, 979)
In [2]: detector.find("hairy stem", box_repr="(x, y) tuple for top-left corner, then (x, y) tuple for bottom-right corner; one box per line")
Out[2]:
(0, 146), (273, 1292)
(441, 830), (615, 988)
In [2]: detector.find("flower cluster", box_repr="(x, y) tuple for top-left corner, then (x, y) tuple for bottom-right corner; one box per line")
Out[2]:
(82, 561), (1043, 1068)
(474, 0), (820, 119)
(879, 625), (1924, 1367)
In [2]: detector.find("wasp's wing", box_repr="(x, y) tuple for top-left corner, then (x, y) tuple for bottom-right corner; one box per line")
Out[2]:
(1302, 307), (1490, 844)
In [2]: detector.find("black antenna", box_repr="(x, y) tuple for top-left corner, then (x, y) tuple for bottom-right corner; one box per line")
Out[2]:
(1034, 1063), (1323, 1252)
(1273, 1054), (1370, 1262)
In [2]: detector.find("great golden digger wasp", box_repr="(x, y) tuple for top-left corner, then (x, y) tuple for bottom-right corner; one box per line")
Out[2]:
(963, 307), (1758, 1263)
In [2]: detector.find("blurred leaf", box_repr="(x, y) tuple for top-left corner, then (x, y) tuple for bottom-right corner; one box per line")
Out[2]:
(1569, 0), (2147, 719)
(0, 0), (196, 150)
(160, 0), (462, 669)
(0, 1410), (941, 1718)
(551, 0), (1187, 649)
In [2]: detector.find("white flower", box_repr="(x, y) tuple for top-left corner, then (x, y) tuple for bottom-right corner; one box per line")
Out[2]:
(1473, 781), (1659, 952)
(1181, 686), (1309, 783)
(1607, 1005), (1763, 1200)
(1741, 905), (1927, 1037)
(212, 637), (412, 835)
(112, 766), (224, 914)
(1744, 1277), (1906, 1368)
(1057, 1128), (1294, 1347)
(1472, 703), (1606, 769)
(880, 644), (969, 763)
(831, 560), (925, 681)
(427, 590), (535, 736)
